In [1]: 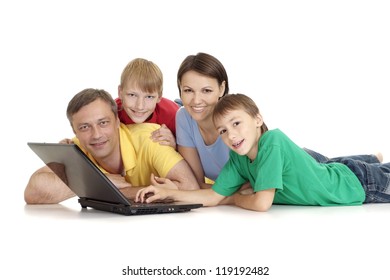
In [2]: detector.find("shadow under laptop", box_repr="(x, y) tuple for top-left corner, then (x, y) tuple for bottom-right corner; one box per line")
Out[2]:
(23, 203), (126, 220)
(23, 202), (190, 220)
(24, 204), (83, 218)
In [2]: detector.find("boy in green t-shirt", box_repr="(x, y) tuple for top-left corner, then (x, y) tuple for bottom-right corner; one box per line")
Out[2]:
(135, 94), (390, 212)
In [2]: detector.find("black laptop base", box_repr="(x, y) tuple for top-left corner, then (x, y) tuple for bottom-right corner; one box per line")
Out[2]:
(78, 198), (202, 216)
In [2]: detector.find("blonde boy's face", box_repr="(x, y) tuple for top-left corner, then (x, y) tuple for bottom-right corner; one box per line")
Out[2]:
(119, 82), (161, 123)
(215, 109), (263, 161)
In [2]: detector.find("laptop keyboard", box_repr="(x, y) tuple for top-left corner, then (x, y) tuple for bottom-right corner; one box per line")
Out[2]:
(130, 199), (175, 207)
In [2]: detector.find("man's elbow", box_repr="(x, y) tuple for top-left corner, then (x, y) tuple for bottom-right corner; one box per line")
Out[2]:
(24, 170), (49, 204)
(24, 185), (44, 204)
(24, 193), (35, 204)
(24, 181), (64, 204)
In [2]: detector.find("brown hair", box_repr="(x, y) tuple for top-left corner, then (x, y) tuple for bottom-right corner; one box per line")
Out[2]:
(177, 52), (229, 97)
(66, 88), (117, 124)
(213, 93), (268, 133)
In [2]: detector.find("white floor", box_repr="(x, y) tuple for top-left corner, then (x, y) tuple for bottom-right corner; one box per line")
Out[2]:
(2, 1), (390, 279)
(3, 194), (390, 280)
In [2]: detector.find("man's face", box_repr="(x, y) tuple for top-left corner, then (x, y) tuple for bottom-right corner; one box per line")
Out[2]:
(71, 99), (120, 162)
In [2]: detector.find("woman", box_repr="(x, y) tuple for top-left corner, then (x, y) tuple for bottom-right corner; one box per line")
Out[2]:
(175, 53), (230, 188)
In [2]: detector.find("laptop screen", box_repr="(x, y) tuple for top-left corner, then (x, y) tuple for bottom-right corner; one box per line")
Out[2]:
(28, 143), (131, 205)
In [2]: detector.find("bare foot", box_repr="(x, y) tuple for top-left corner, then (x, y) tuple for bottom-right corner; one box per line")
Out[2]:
(375, 152), (383, 163)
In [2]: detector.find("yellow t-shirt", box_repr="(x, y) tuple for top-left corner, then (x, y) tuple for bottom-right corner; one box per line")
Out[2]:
(73, 123), (183, 186)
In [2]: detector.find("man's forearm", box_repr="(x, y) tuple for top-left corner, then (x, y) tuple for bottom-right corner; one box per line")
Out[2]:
(119, 186), (149, 200)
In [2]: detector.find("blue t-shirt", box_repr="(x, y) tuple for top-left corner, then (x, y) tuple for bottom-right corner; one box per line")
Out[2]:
(212, 129), (365, 206)
(176, 107), (229, 181)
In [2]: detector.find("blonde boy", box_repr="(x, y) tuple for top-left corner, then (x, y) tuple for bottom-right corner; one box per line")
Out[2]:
(117, 58), (179, 148)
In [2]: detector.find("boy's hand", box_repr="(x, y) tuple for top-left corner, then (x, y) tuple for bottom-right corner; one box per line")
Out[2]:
(150, 124), (176, 149)
(135, 174), (174, 203)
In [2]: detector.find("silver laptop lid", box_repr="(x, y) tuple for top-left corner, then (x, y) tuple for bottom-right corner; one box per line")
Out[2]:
(28, 143), (131, 205)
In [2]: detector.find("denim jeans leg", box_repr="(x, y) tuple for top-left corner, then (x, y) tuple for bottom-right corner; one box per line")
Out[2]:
(303, 148), (330, 163)
(304, 148), (380, 164)
(330, 154), (379, 164)
(333, 158), (390, 203)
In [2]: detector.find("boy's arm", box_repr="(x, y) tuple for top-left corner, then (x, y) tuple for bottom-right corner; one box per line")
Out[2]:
(24, 165), (76, 204)
(135, 176), (225, 206)
(150, 124), (176, 149)
(233, 189), (275, 212)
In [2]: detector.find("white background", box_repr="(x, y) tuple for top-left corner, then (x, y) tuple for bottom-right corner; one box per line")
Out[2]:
(1, 1), (389, 279)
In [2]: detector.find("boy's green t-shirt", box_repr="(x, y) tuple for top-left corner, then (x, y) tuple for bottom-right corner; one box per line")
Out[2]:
(212, 129), (365, 206)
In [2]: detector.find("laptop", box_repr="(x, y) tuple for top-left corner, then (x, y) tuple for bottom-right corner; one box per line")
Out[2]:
(27, 142), (203, 215)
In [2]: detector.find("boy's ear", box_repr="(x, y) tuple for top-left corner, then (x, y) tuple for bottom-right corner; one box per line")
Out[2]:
(256, 113), (264, 127)
(117, 85), (122, 98)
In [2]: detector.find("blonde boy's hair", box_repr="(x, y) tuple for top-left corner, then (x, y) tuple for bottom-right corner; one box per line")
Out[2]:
(119, 58), (163, 96)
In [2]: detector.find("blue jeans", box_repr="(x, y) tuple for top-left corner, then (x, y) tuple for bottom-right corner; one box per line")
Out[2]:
(303, 148), (380, 164)
(304, 148), (390, 203)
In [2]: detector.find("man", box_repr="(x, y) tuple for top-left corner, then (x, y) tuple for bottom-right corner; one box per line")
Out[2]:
(24, 88), (199, 204)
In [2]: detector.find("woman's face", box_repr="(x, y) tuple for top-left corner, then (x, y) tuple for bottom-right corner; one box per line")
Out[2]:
(179, 70), (225, 122)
